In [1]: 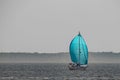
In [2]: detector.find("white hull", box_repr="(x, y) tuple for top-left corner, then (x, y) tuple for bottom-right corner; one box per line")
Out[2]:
(68, 63), (87, 70)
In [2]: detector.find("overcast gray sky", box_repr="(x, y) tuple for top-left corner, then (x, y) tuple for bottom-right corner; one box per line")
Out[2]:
(0, 0), (120, 53)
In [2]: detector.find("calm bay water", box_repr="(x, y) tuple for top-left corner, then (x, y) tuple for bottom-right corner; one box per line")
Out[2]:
(0, 63), (120, 80)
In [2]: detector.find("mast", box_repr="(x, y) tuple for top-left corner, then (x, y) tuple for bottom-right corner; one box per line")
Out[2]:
(78, 32), (81, 65)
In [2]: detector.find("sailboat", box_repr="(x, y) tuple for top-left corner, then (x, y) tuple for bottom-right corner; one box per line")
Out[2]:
(68, 32), (88, 70)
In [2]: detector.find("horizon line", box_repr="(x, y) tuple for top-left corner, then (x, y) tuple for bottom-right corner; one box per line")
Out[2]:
(0, 51), (120, 54)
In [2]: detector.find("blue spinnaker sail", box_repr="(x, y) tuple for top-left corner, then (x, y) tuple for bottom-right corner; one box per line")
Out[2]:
(69, 33), (88, 65)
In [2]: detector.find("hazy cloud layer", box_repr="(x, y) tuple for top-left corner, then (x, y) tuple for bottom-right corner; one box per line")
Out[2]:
(0, 0), (120, 52)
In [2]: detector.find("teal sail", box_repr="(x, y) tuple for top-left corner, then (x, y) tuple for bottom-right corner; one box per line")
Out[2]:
(69, 33), (88, 65)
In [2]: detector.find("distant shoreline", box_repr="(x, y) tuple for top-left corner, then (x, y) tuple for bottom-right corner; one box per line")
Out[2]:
(0, 52), (120, 63)
(0, 51), (120, 54)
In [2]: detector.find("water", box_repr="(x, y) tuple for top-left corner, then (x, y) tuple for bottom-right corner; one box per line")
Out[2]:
(0, 63), (120, 80)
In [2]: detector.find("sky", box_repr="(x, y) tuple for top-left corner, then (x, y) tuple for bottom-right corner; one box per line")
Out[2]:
(0, 0), (120, 53)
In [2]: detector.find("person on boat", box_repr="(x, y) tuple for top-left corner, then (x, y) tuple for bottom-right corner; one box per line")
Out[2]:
(76, 64), (80, 66)
(69, 63), (75, 67)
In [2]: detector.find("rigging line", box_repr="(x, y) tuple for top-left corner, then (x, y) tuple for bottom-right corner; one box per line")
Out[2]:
(78, 35), (81, 64)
